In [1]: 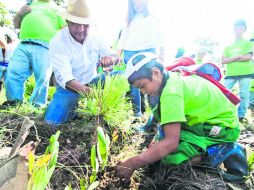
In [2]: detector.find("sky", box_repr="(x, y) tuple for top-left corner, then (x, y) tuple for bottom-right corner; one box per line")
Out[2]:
(2, 0), (254, 60)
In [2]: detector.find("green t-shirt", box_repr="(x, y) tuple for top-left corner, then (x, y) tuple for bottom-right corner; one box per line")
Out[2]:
(249, 79), (254, 92)
(19, 1), (65, 42)
(223, 38), (254, 76)
(158, 72), (238, 128)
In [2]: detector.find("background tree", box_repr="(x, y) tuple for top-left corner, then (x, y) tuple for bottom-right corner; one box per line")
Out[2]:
(0, 2), (11, 27)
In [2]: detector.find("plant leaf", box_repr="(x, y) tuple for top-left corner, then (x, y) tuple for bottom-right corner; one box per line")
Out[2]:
(28, 151), (35, 175)
(87, 181), (100, 190)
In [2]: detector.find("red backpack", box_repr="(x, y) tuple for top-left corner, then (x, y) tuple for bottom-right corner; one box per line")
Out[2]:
(165, 57), (240, 105)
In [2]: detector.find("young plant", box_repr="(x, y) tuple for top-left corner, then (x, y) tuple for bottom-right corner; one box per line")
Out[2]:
(79, 75), (131, 128)
(27, 130), (60, 190)
(90, 145), (99, 183)
(96, 126), (110, 170)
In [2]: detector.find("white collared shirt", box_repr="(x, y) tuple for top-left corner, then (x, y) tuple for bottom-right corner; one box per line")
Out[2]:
(49, 27), (113, 88)
(117, 15), (164, 51)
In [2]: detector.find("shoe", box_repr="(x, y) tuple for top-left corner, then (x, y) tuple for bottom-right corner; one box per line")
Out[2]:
(0, 101), (19, 109)
(202, 143), (248, 183)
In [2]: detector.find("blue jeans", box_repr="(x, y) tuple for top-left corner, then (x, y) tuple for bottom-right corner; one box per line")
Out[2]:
(249, 91), (254, 109)
(124, 48), (157, 117)
(5, 41), (51, 107)
(44, 71), (123, 126)
(224, 77), (251, 118)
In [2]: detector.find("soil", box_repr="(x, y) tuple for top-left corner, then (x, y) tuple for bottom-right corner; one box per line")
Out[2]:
(0, 112), (253, 190)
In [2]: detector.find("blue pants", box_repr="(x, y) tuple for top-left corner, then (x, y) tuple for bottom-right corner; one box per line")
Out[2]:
(5, 41), (51, 107)
(124, 48), (158, 117)
(44, 71), (123, 126)
(224, 77), (251, 118)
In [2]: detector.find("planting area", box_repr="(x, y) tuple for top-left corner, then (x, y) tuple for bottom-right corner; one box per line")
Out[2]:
(0, 76), (254, 190)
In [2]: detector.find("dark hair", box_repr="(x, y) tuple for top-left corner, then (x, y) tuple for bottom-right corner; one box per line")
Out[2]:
(128, 59), (164, 85)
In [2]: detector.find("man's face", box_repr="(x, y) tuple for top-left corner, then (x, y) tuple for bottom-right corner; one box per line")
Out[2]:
(67, 21), (89, 44)
(132, 68), (163, 96)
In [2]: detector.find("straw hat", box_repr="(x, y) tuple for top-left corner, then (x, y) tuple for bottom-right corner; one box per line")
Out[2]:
(61, 0), (91, 24)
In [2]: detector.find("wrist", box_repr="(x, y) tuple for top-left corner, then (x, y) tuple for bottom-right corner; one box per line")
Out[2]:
(128, 155), (143, 170)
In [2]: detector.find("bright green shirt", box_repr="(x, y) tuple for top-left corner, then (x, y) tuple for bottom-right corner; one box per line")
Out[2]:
(249, 79), (254, 92)
(158, 72), (238, 128)
(19, 1), (65, 42)
(223, 38), (254, 76)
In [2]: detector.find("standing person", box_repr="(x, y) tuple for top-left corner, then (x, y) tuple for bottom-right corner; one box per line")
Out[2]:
(117, 0), (164, 118)
(248, 34), (254, 117)
(116, 52), (247, 182)
(44, 0), (120, 126)
(0, 30), (17, 92)
(1, 0), (65, 108)
(222, 19), (253, 122)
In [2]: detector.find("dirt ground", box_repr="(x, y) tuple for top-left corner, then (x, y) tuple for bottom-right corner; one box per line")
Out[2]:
(0, 111), (253, 190)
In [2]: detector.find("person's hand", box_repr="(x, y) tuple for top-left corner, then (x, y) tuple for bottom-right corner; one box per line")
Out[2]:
(18, 5), (32, 16)
(116, 160), (135, 181)
(100, 56), (115, 67)
(81, 85), (91, 94)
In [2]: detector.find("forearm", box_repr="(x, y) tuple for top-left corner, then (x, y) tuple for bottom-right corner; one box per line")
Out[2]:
(222, 56), (240, 64)
(13, 13), (23, 29)
(66, 79), (89, 94)
(236, 54), (253, 61)
(128, 139), (178, 169)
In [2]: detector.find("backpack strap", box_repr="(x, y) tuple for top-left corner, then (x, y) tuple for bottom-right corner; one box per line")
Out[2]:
(166, 58), (240, 105)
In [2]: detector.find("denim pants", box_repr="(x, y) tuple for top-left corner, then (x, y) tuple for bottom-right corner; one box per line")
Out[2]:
(224, 77), (251, 118)
(5, 41), (51, 107)
(44, 71), (123, 126)
(124, 48), (157, 117)
(249, 91), (254, 109)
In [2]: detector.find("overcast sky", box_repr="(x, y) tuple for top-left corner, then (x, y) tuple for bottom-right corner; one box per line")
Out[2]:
(2, 0), (254, 60)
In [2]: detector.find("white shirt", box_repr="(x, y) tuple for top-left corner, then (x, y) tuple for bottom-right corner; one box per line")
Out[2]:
(117, 15), (164, 51)
(49, 27), (113, 88)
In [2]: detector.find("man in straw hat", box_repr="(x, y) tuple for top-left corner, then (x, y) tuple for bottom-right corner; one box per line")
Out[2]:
(44, 0), (120, 126)
(1, 0), (65, 109)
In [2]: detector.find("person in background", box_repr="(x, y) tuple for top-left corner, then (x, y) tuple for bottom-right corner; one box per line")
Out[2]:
(1, 0), (65, 109)
(0, 31), (17, 92)
(44, 0), (120, 126)
(248, 33), (254, 117)
(222, 19), (253, 122)
(116, 52), (247, 182)
(175, 47), (185, 59)
(116, 0), (165, 118)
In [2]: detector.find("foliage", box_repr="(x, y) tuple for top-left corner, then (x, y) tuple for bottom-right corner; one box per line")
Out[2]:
(0, 2), (11, 27)
(193, 37), (219, 54)
(89, 127), (110, 188)
(90, 145), (98, 183)
(27, 130), (60, 190)
(24, 75), (55, 102)
(79, 75), (130, 128)
(247, 147), (254, 172)
(96, 126), (110, 170)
